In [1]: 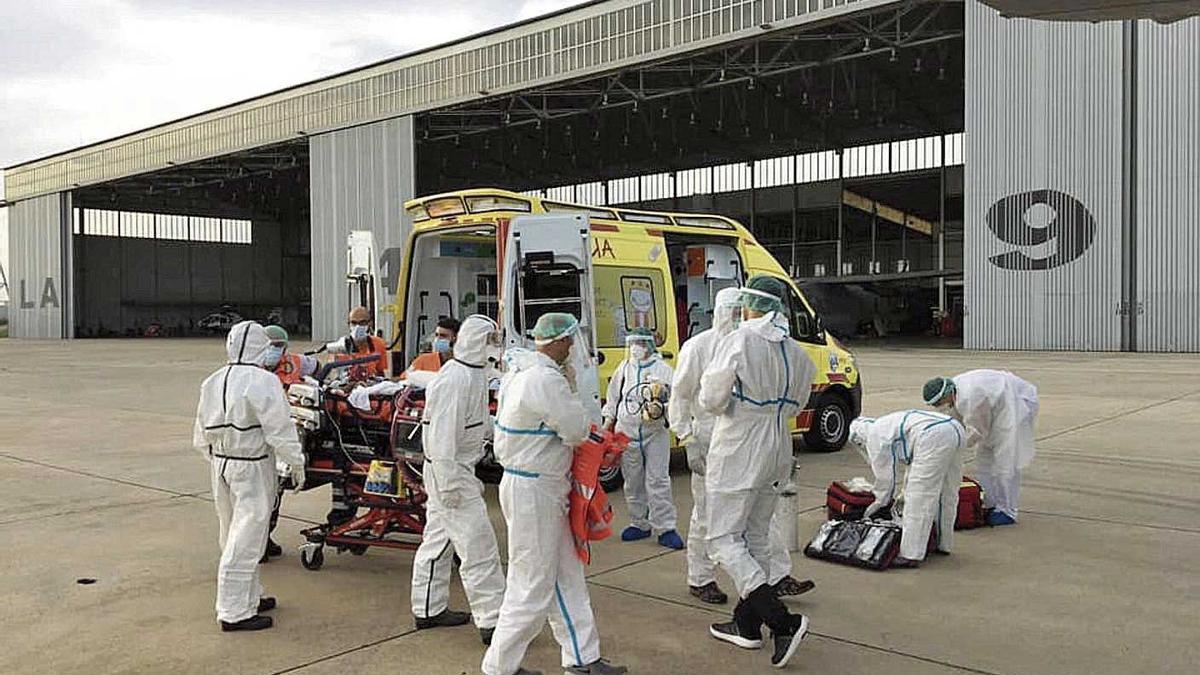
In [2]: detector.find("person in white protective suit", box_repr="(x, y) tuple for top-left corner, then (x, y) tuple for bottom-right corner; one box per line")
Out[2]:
(481, 313), (626, 675)
(192, 321), (306, 632)
(410, 315), (508, 644)
(846, 411), (966, 567)
(923, 370), (1039, 526)
(698, 276), (815, 668)
(603, 329), (682, 550)
(670, 288), (815, 605)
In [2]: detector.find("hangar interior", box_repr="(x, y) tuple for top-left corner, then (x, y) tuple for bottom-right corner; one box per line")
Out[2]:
(45, 0), (965, 341)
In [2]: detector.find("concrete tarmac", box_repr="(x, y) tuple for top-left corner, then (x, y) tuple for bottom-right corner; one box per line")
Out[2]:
(1, 339), (1197, 674)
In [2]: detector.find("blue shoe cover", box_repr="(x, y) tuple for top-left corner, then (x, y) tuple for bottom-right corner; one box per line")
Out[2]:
(621, 526), (651, 541)
(987, 511), (1016, 526)
(657, 530), (685, 550)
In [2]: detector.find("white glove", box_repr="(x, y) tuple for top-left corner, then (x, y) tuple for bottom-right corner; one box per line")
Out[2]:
(289, 463), (306, 492)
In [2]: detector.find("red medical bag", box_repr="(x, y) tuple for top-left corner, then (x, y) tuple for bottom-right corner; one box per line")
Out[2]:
(826, 476), (986, 530)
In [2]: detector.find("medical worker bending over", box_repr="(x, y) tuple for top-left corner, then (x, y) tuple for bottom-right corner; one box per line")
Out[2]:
(410, 315), (507, 644)
(698, 276), (814, 668)
(847, 411), (966, 567)
(481, 312), (626, 675)
(603, 329), (682, 550)
(193, 321), (306, 632)
(923, 370), (1039, 526)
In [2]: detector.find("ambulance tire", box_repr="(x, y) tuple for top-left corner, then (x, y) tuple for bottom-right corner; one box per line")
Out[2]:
(805, 393), (850, 452)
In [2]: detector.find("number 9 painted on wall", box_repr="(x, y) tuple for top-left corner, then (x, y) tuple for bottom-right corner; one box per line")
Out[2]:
(986, 189), (1096, 271)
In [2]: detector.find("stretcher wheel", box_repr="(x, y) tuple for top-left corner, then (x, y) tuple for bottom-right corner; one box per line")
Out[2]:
(301, 546), (324, 571)
(349, 545), (368, 556)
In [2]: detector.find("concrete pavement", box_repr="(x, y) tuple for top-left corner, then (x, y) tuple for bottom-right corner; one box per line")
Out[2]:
(1, 339), (1197, 674)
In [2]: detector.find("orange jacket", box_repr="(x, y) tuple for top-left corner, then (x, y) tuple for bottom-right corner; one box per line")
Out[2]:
(569, 427), (629, 564)
(335, 335), (389, 380)
(273, 353), (307, 387)
(401, 351), (445, 379)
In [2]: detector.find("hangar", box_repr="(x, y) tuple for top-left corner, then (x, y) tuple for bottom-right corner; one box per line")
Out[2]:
(4, 0), (1198, 351)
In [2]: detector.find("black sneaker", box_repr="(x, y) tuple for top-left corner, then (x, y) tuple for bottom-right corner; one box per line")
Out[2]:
(480, 626), (495, 645)
(564, 658), (628, 674)
(891, 556), (921, 569)
(773, 576), (816, 598)
(689, 582), (729, 605)
(414, 609), (471, 630)
(710, 621), (763, 649)
(514, 669), (543, 675)
(220, 615), (273, 632)
(257, 597), (276, 613)
(265, 538), (283, 557)
(770, 614), (809, 668)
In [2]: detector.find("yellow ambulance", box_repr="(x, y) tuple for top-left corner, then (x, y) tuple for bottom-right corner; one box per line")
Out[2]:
(392, 188), (861, 458)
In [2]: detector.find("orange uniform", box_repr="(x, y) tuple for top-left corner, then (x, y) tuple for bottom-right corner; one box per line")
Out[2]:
(336, 335), (389, 380)
(404, 351), (445, 376)
(273, 353), (308, 387)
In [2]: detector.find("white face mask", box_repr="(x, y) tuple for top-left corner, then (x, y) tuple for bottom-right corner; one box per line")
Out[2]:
(263, 345), (285, 368)
(350, 324), (368, 341)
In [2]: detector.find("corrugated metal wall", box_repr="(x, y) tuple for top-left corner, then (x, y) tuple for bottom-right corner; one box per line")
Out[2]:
(1136, 18), (1200, 352)
(7, 193), (70, 338)
(309, 117), (415, 341)
(965, 1), (1125, 350)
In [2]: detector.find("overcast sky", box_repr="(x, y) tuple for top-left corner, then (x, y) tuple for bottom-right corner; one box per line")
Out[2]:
(0, 0), (589, 302)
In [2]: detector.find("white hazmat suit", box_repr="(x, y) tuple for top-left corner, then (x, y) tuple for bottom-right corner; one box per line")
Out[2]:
(603, 341), (676, 535)
(481, 346), (602, 674)
(699, 310), (814, 600)
(411, 315), (506, 628)
(193, 321), (305, 624)
(849, 410), (966, 560)
(951, 370), (1039, 519)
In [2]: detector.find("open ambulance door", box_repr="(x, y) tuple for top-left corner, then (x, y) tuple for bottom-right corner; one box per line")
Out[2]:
(346, 231), (385, 340)
(499, 214), (603, 425)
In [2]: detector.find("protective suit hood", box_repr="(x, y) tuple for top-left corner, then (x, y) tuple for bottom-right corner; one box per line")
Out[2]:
(741, 311), (790, 343)
(453, 315), (498, 367)
(226, 321), (272, 367)
(712, 287), (742, 337)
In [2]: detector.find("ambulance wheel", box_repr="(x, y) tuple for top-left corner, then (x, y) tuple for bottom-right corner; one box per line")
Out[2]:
(805, 393), (850, 452)
(599, 465), (623, 494)
(301, 546), (324, 571)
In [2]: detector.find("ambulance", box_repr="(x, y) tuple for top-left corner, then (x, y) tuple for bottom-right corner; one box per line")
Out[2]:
(391, 188), (861, 475)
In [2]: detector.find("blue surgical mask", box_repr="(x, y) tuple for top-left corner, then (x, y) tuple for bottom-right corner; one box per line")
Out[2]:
(433, 338), (452, 354)
(350, 324), (368, 341)
(263, 345), (285, 368)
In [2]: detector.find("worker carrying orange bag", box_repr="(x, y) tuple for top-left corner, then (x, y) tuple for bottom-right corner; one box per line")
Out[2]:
(569, 425), (630, 564)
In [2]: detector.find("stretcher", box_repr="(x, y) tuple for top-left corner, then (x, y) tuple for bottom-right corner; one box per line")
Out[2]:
(287, 355), (430, 571)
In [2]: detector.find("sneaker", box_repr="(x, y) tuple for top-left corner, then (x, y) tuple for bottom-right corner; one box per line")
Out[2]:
(891, 557), (921, 569)
(414, 609), (471, 630)
(710, 621), (763, 650)
(770, 614), (809, 668)
(987, 511), (1016, 526)
(773, 576), (815, 598)
(480, 626), (495, 645)
(220, 615), (273, 632)
(564, 658), (627, 674)
(689, 582), (728, 605)
(265, 538), (283, 557)
(514, 669), (543, 675)
(620, 526), (651, 542)
(257, 597), (276, 613)
(657, 530), (684, 550)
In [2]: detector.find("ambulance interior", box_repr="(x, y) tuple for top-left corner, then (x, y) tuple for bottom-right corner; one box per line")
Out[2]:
(664, 236), (743, 342)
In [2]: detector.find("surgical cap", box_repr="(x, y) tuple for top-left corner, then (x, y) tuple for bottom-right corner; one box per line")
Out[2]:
(743, 275), (787, 313)
(923, 377), (956, 405)
(264, 325), (289, 343)
(531, 312), (579, 345)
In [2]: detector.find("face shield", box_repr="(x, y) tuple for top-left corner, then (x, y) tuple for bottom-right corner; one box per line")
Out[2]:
(454, 315), (501, 367)
(624, 332), (657, 365)
(738, 287), (785, 316)
(712, 287), (744, 336)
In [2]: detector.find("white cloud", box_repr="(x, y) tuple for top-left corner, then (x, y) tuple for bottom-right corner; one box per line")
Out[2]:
(0, 0), (589, 167)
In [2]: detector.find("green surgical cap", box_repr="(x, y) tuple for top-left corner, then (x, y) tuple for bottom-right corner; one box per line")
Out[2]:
(264, 325), (289, 343)
(923, 377), (956, 405)
(531, 312), (579, 344)
(743, 275), (786, 313)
